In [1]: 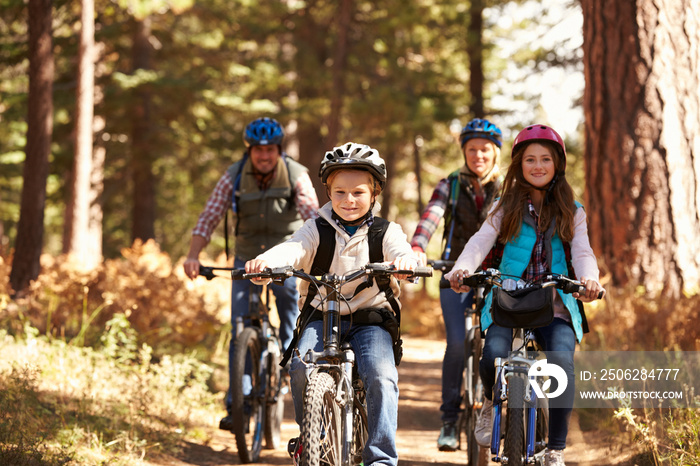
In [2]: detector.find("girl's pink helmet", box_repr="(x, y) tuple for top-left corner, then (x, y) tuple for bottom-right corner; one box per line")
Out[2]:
(512, 124), (566, 168)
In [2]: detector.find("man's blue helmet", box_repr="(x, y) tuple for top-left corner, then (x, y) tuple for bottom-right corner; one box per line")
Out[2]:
(243, 117), (284, 147)
(459, 118), (502, 148)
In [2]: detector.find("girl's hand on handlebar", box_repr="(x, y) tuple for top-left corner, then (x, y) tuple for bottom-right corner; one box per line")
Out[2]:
(445, 268), (471, 293)
(574, 277), (605, 302)
(245, 259), (271, 285)
(391, 256), (418, 280)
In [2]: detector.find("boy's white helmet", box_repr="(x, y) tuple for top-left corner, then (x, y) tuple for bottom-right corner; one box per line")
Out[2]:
(319, 142), (387, 189)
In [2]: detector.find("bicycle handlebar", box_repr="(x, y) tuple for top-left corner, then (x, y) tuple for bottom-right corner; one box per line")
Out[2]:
(198, 265), (236, 280)
(442, 269), (604, 299)
(232, 263), (433, 283)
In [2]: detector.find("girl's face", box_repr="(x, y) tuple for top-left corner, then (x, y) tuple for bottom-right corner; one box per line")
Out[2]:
(521, 143), (556, 188)
(463, 138), (497, 177)
(329, 170), (375, 222)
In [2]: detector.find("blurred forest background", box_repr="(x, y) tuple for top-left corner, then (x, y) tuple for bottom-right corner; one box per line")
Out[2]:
(1, 0), (700, 464)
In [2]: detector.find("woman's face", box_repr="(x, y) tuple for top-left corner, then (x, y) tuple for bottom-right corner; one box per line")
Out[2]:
(463, 138), (497, 177)
(521, 143), (556, 188)
(329, 170), (375, 222)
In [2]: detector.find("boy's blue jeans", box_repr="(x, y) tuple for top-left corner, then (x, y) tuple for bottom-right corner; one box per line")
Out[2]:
(439, 287), (474, 423)
(226, 257), (300, 413)
(480, 318), (576, 450)
(290, 319), (399, 466)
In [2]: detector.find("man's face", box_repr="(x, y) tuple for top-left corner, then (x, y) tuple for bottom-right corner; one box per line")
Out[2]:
(249, 144), (281, 174)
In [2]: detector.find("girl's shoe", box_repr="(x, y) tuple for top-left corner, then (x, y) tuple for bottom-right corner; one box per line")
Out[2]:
(545, 448), (565, 466)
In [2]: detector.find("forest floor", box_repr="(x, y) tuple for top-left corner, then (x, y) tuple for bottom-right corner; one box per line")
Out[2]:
(149, 337), (644, 466)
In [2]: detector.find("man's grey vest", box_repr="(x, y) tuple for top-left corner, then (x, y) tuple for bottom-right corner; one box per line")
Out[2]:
(227, 156), (307, 260)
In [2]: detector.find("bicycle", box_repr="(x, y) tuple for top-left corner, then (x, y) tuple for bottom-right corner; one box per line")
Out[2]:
(198, 265), (286, 464)
(430, 259), (484, 466)
(457, 269), (603, 466)
(236, 263), (432, 466)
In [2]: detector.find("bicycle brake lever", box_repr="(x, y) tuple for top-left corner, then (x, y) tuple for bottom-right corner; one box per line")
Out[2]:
(199, 266), (216, 280)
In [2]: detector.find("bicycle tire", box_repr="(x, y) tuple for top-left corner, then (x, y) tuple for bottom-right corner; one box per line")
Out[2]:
(351, 388), (369, 465)
(464, 326), (483, 465)
(264, 338), (285, 449)
(300, 372), (342, 466)
(504, 373), (526, 466)
(231, 327), (264, 464)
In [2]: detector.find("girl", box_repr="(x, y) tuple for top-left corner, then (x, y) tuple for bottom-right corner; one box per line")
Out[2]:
(446, 124), (605, 466)
(246, 142), (418, 466)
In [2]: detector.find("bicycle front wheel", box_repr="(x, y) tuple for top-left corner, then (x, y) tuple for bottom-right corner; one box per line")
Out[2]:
(464, 326), (483, 466)
(300, 372), (342, 466)
(231, 327), (264, 463)
(351, 388), (369, 465)
(503, 372), (526, 466)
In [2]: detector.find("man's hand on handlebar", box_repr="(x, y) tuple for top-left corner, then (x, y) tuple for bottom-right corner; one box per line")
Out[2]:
(445, 268), (471, 294)
(183, 257), (200, 280)
(573, 277), (605, 302)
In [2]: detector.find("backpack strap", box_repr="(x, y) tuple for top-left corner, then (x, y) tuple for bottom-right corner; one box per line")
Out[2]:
(442, 170), (461, 260)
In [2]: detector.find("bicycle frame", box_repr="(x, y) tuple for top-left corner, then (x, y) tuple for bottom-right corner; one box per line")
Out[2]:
(490, 328), (545, 464)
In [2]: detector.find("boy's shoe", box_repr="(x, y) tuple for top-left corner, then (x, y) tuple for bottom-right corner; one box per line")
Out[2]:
(288, 437), (302, 465)
(437, 421), (459, 451)
(545, 448), (565, 466)
(474, 398), (493, 447)
(218, 415), (234, 432)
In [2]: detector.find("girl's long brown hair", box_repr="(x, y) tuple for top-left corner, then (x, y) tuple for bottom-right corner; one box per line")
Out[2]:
(494, 140), (576, 244)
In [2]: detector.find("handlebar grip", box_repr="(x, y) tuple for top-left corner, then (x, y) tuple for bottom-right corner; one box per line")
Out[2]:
(412, 266), (433, 278)
(231, 269), (246, 280)
(439, 278), (451, 289)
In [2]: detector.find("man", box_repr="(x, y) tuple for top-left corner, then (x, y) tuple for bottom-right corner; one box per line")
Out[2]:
(183, 117), (319, 430)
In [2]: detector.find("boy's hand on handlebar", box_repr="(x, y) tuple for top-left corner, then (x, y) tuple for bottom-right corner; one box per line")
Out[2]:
(245, 259), (271, 285)
(391, 256), (418, 280)
(574, 277), (605, 302)
(445, 268), (471, 293)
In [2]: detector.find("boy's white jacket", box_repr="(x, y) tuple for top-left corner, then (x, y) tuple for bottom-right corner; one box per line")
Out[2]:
(255, 202), (416, 315)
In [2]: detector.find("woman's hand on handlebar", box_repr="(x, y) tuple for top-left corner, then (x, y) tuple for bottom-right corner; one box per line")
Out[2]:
(391, 256), (419, 280)
(574, 277), (605, 302)
(445, 268), (471, 293)
(245, 259), (272, 285)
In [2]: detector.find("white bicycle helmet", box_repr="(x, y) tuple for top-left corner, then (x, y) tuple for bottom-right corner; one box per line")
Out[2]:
(319, 142), (387, 189)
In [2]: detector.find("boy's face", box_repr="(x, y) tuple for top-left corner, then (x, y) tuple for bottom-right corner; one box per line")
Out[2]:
(328, 170), (375, 222)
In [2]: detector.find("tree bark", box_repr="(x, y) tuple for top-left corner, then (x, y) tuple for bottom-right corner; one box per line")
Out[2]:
(10, 0), (54, 296)
(131, 17), (156, 242)
(467, 0), (484, 118)
(325, 0), (353, 149)
(581, 0), (700, 297)
(64, 0), (101, 270)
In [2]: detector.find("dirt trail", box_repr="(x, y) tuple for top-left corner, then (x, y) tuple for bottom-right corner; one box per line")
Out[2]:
(155, 337), (637, 466)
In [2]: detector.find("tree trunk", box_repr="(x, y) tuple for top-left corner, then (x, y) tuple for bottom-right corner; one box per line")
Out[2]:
(467, 0), (484, 118)
(131, 17), (156, 242)
(581, 0), (700, 298)
(325, 0), (353, 149)
(10, 0), (54, 296)
(64, 0), (101, 270)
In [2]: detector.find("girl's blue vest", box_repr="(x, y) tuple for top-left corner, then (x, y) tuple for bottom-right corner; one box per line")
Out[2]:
(481, 202), (585, 342)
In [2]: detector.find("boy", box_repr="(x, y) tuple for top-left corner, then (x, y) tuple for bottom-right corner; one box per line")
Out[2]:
(246, 142), (418, 466)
